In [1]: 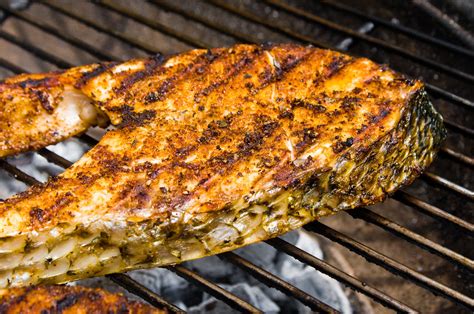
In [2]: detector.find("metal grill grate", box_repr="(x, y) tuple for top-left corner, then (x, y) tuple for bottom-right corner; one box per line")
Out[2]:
(0, 1), (472, 313)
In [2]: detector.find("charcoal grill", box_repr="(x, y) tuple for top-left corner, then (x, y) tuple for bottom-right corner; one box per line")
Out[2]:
(0, 0), (472, 313)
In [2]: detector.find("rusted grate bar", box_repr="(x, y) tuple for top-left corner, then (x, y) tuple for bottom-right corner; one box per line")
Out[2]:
(439, 147), (474, 167)
(443, 120), (474, 137)
(0, 28), (71, 68)
(422, 172), (474, 201)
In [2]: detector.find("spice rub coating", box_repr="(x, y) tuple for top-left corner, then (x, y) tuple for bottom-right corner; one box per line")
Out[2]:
(0, 44), (445, 288)
(0, 285), (165, 313)
(0, 44), (435, 233)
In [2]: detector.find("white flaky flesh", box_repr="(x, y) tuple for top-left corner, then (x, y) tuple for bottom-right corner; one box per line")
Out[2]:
(0, 81), (107, 158)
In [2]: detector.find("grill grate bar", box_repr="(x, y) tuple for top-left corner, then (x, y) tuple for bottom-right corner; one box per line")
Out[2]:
(412, 0), (474, 48)
(207, 0), (474, 87)
(42, 1), (158, 55)
(0, 3), (118, 62)
(37, 148), (74, 169)
(219, 252), (338, 313)
(318, 0), (474, 57)
(424, 83), (474, 110)
(166, 265), (262, 313)
(152, 0), (253, 43)
(0, 149), (288, 312)
(263, 0), (474, 83)
(422, 172), (474, 200)
(394, 191), (474, 234)
(0, 56), (28, 74)
(305, 222), (474, 310)
(0, 159), (38, 186)
(107, 273), (185, 313)
(266, 237), (417, 313)
(422, 172), (473, 199)
(97, 0), (208, 49)
(150, 0), (474, 111)
(349, 208), (474, 271)
(0, 29), (71, 69)
(440, 147), (474, 167)
(443, 119), (474, 137)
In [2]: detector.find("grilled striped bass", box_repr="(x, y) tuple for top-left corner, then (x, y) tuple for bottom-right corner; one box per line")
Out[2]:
(0, 285), (164, 313)
(0, 44), (445, 288)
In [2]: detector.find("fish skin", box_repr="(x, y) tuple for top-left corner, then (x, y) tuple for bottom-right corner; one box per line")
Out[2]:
(0, 285), (165, 313)
(0, 44), (446, 287)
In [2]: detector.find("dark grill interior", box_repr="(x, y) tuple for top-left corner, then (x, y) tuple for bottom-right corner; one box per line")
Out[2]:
(0, 0), (472, 313)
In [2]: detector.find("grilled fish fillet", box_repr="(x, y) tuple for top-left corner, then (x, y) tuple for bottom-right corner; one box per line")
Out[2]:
(0, 285), (164, 313)
(0, 44), (446, 288)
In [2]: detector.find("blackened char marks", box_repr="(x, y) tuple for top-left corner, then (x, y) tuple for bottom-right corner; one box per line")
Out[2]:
(115, 54), (166, 95)
(295, 127), (319, 151)
(333, 137), (354, 153)
(18, 77), (59, 89)
(340, 96), (361, 111)
(29, 193), (73, 227)
(208, 115), (280, 175)
(29, 207), (46, 224)
(0, 287), (33, 310)
(197, 116), (235, 144)
(194, 49), (261, 103)
(145, 49), (222, 104)
(291, 98), (326, 113)
(54, 292), (85, 313)
(251, 49), (313, 94)
(75, 62), (117, 88)
(370, 102), (392, 124)
(30, 89), (54, 113)
(314, 55), (354, 87)
(110, 104), (157, 128)
(328, 55), (353, 77)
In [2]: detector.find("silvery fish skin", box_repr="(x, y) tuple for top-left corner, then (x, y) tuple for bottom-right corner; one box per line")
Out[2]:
(0, 44), (446, 288)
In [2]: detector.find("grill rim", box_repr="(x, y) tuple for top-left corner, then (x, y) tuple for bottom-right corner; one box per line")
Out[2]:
(0, 0), (472, 313)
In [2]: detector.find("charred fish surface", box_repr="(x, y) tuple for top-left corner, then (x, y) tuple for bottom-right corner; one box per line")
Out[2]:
(0, 285), (165, 313)
(0, 44), (446, 288)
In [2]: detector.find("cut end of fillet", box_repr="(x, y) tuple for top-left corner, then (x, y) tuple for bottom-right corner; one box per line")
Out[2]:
(0, 81), (108, 158)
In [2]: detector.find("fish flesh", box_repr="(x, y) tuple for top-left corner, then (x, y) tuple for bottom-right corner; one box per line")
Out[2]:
(0, 44), (446, 288)
(0, 285), (164, 313)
